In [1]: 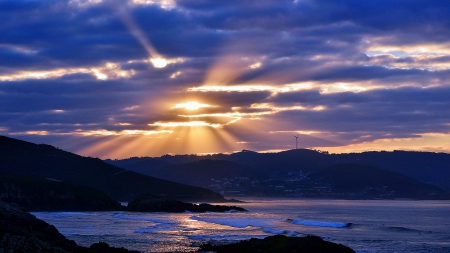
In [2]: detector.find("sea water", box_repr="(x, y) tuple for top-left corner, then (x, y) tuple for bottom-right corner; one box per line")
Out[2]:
(32, 199), (450, 253)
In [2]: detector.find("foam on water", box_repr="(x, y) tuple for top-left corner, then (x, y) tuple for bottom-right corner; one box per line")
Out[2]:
(190, 216), (282, 228)
(292, 218), (351, 228)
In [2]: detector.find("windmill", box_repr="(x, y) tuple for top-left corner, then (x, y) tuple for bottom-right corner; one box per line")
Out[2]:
(293, 134), (299, 149)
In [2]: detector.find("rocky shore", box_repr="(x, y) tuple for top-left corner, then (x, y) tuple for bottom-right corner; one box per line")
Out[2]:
(198, 234), (356, 253)
(0, 200), (139, 253)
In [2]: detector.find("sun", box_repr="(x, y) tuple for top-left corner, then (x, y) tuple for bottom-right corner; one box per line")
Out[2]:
(172, 102), (216, 110)
(150, 58), (168, 68)
(184, 102), (201, 110)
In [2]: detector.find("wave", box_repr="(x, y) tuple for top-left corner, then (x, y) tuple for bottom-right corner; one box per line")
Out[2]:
(190, 216), (282, 228)
(383, 226), (420, 233)
(292, 218), (351, 228)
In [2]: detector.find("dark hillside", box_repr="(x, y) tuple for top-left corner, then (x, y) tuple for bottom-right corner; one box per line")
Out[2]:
(109, 149), (450, 191)
(0, 172), (122, 211)
(108, 149), (450, 197)
(0, 135), (225, 202)
(224, 149), (330, 176)
(331, 151), (450, 191)
(307, 164), (450, 199)
(105, 158), (172, 175)
(147, 159), (265, 188)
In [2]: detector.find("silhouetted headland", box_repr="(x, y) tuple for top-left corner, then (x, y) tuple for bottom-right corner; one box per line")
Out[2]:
(0, 135), (226, 202)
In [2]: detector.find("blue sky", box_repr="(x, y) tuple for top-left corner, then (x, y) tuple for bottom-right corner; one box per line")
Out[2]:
(1, 0), (450, 158)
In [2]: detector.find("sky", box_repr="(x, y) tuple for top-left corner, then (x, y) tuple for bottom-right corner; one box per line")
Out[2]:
(1, 0), (450, 158)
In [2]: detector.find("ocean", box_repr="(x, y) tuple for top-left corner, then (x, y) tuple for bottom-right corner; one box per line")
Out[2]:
(32, 199), (450, 253)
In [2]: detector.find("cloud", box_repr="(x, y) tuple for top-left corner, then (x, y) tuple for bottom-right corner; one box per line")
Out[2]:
(1, 0), (450, 157)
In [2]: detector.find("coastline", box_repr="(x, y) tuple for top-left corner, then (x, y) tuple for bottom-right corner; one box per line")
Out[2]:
(29, 198), (450, 253)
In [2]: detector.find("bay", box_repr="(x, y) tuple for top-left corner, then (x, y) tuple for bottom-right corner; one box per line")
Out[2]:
(32, 199), (450, 253)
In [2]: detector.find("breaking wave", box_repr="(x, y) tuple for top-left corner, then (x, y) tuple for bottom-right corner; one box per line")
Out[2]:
(292, 218), (351, 228)
(190, 216), (282, 228)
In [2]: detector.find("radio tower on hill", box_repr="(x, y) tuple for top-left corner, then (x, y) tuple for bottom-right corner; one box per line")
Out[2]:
(293, 134), (299, 149)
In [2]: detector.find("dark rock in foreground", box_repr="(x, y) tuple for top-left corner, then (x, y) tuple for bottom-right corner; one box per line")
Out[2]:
(127, 194), (247, 213)
(197, 234), (355, 253)
(90, 242), (140, 253)
(0, 200), (140, 253)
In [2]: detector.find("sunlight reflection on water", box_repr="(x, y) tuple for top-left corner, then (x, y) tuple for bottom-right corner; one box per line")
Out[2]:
(32, 199), (450, 253)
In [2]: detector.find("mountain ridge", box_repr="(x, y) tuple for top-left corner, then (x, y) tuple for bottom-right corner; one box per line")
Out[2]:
(108, 149), (450, 191)
(107, 149), (450, 199)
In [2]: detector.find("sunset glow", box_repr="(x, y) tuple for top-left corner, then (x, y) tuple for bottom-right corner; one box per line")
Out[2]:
(1, 1), (449, 158)
(172, 102), (216, 110)
(150, 58), (169, 68)
(148, 121), (222, 128)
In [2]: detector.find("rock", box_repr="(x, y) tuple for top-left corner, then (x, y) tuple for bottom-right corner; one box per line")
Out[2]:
(0, 201), (140, 253)
(90, 242), (140, 253)
(126, 194), (247, 213)
(197, 234), (356, 253)
(0, 201), (81, 252)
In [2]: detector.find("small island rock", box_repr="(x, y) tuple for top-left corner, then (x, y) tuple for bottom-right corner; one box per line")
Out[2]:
(126, 194), (247, 213)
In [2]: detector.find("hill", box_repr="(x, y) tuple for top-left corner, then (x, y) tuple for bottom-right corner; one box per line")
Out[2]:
(305, 164), (450, 199)
(0, 135), (225, 202)
(107, 149), (450, 198)
(0, 172), (122, 211)
(108, 149), (450, 192)
(120, 159), (265, 189)
(105, 158), (172, 175)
